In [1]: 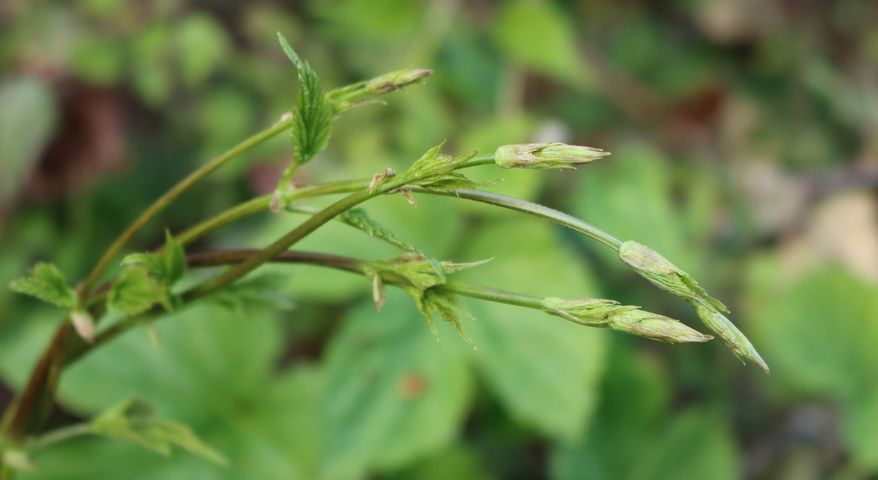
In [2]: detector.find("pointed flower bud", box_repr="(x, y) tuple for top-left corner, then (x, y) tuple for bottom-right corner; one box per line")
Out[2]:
(609, 308), (714, 344)
(494, 143), (610, 169)
(695, 303), (770, 373)
(541, 297), (713, 343)
(327, 68), (433, 110)
(70, 310), (95, 343)
(619, 241), (769, 371)
(618, 241), (729, 313)
(364, 68), (433, 95)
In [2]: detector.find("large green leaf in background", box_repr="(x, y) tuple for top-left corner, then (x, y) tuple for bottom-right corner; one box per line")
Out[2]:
(0, 77), (57, 205)
(9, 275), (476, 479)
(573, 145), (700, 272)
(17, 300), (321, 479)
(493, 0), (592, 87)
(459, 220), (607, 442)
(176, 14), (230, 88)
(748, 264), (878, 469)
(22, 366), (323, 480)
(551, 345), (739, 480)
(319, 293), (473, 479)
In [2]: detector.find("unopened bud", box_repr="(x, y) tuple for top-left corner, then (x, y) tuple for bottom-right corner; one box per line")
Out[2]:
(608, 309), (713, 344)
(70, 310), (95, 343)
(328, 68), (433, 109)
(618, 241), (729, 313)
(542, 297), (712, 343)
(495, 143), (610, 169)
(542, 297), (630, 326)
(695, 303), (770, 373)
(365, 68), (433, 95)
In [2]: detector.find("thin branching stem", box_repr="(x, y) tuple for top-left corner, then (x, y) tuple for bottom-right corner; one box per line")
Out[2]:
(411, 188), (623, 250)
(28, 423), (92, 452)
(76, 249), (571, 357)
(81, 116), (295, 296)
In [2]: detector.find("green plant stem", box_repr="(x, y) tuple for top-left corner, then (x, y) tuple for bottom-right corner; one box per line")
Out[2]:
(172, 154), (495, 246)
(174, 179), (369, 246)
(186, 187), (382, 299)
(29, 423), (92, 451)
(441, 281), (543, 309)
(77, 249), (561, 356)
(80, 116), (294, 296)
(0, 117), (294, 442)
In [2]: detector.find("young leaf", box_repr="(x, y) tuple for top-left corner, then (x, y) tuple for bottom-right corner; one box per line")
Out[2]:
(277, 33), (333, 166)
(162, 230), (186, 284)
(121, 232), (186, 286)
(339, 208), (445, 277)
(8, 262), (77, 310)
(408, 287), (473, 344)
(107, 268), (165, 316)
(121, 252), (165, 280)
(402, 142), (481, 192)
(90, 398), (227, 466)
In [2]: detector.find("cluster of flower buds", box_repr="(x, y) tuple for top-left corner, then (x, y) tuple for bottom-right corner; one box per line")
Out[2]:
(541, 297), (713, 344)
(618, 241), (769, 372)
(494, 143), (610, 169)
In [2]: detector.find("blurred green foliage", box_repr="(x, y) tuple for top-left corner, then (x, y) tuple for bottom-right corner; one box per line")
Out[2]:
(1, 0), (878, 478)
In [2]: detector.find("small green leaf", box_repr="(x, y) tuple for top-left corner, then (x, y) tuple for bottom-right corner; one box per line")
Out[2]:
(339, 208), (444, 276)
(121, 253), (164, 279)
(107, 268), (165, 316)
(277, 33), (333, 166)
(408, 287), (473, 343)
(9, 262), (77, 310)
(403, 142), (481, 188)
(90, 398), (227, 466)
(120, 232), (186, 289)
(162, 230), (186, 284)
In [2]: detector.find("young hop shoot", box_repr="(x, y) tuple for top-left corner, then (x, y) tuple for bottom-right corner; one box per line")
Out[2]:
(0, 32), (768, 477)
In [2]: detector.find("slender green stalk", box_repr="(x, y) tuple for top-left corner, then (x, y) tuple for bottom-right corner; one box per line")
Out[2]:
(186, 188), (380, 298)
(81, 116), (295, 295)
(413, 188), (623, 250)
(174, 179), (368, 246)
(78, 248), (710, 358)
(77, 250), (566, 354)
(169, 154), (494, 248)
(441, 282), (544, 309)
(29, 423), (92, 451)
(2, 117), (295, 442)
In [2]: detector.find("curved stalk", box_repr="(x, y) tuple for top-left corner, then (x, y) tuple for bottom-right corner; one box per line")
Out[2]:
(412, 188), (623, 250)
(81, 116), (294, 295)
